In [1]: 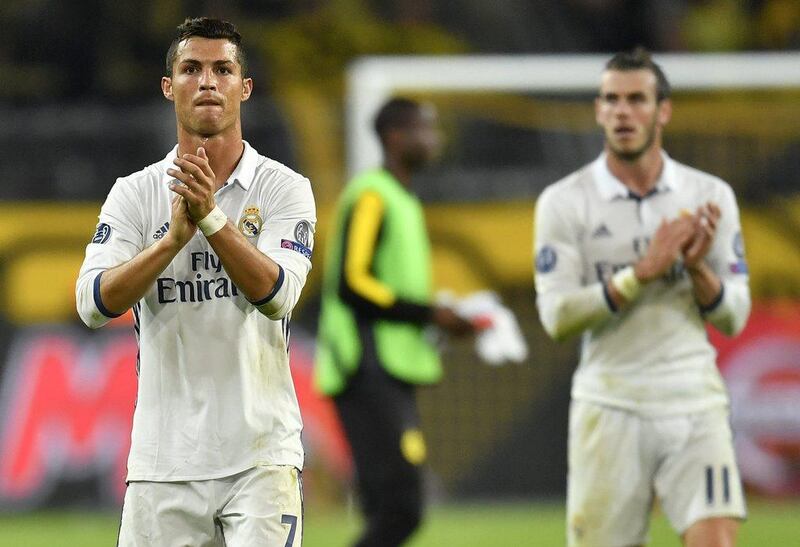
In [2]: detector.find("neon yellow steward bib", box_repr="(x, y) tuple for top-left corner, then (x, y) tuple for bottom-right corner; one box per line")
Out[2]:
(314, 169), (442, 396)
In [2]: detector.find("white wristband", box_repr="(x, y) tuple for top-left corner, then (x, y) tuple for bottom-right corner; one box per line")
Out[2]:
(611, 266), (642, 302)
(197, 205), (227, 237)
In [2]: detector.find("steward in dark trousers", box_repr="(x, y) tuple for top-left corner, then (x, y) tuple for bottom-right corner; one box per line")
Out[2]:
(315, 98), (474, 547)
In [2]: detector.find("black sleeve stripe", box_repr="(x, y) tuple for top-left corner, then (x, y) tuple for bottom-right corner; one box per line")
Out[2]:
(93, 271), (124, 319)
(699, 283), (725, 315)
(602, 282), (618, 313)
(250, 265), (285, 306)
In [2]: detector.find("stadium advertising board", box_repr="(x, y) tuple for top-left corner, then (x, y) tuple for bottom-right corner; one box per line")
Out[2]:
(0, 326), (350, 510)
(1, 301), (799, 509)
(711, 301), (800, 496)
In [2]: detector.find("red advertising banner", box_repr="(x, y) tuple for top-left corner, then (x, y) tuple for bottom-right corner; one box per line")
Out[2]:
(0, 330), (135, 507)
(2, 300), (799, 509)
(710, 300), (800, 496)
(0, 327), (350, 509)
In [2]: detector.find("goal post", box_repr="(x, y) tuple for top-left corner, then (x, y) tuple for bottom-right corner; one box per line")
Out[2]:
(346, 52), (800, 177)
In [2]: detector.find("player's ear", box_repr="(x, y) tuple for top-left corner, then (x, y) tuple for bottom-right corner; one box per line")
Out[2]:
(657, 98), (672, 127)
(241, 78), (253, 102)
(161, 77), (174, 102)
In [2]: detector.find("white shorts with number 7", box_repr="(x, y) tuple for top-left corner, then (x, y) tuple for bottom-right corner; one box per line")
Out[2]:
(118, 464), (303, 547)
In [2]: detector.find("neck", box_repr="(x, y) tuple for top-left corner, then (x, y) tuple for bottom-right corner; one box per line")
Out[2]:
(383, 157), (413, 188)
(604, 143), (664, 197)
(177, 125), (244, 191)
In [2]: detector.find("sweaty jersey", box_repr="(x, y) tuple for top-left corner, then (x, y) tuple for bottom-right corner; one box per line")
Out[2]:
(76, 141), (316, 481)
(534, 152), (750, 416)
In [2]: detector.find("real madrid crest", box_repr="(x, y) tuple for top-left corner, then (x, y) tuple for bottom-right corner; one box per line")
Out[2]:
(238, 205), (263, 237)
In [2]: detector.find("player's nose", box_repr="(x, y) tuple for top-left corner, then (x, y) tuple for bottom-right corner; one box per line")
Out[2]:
(198, 70), (217, 91)
(614, 100), (633, 116)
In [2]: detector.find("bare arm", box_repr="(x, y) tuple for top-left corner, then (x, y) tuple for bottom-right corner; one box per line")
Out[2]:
(204, 221), (282, 302)
(686, 262), (722, 308)
(98, 195), (196, 314)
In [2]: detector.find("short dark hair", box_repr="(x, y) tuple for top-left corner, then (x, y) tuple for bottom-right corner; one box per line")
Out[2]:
(374, 98), (421, 145)
(165, 17), (247, 77)
(604, 47), (671, 102)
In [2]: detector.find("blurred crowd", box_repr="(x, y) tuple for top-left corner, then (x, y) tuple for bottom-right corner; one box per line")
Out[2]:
(1, 0), (798, 105)
(1, 0), (797, 204)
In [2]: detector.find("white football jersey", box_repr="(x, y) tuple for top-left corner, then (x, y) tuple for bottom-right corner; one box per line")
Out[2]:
(535, 152), (750, 416)
(76, 141), (315, 481)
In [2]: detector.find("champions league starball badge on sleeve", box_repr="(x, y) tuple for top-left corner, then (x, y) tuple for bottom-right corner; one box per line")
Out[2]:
(280, 220), (313, 260)
(294, 220), (312, 248)
(535, 245), (557, 273)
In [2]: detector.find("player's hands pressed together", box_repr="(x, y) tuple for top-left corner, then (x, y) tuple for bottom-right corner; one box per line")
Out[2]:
(683, 202), (720, 270)
(165, 145), (284, 304)
(682, 202), (724, 307)
(634, 215), (694, 282)
(164, 195), (197, 250)
(167, 146), (218, 222)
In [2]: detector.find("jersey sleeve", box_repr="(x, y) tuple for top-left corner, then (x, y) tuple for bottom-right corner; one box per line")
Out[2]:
(75, 178), (145, 329)
(338, 191), (432, 324)
(534, 185), (614, 341)
(251, 175), (317, 319)
(699, 182), (751, 336)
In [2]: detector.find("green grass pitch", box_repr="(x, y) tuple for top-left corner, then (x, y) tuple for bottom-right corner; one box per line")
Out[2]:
(0, 500), (797, 546)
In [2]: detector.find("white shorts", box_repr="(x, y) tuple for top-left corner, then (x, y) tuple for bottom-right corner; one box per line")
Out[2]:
(118, 465), (303, 547)
(567, 400), (746, 547)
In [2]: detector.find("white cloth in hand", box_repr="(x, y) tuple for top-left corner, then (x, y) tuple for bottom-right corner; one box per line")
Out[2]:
(445, 290), (528, 366)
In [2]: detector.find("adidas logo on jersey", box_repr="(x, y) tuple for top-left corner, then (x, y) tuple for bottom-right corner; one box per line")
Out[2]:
(591, 223), (612, 238)
(152, 222), (170, 240)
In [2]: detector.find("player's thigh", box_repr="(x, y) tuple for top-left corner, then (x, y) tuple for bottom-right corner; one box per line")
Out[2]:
(567, 400), (654, 547)
(219, 464), (303, 547)
(118, 480), (220, 547)
(655, 408), (746, 536)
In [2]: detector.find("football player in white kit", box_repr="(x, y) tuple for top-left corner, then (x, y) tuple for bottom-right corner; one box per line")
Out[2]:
(75, 18), (314, 546)
(534, 48), (750, 547)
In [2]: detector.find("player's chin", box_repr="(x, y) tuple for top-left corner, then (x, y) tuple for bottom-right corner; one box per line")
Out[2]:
(190, 119), (225, 136)
(609, 140), (647, 161)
